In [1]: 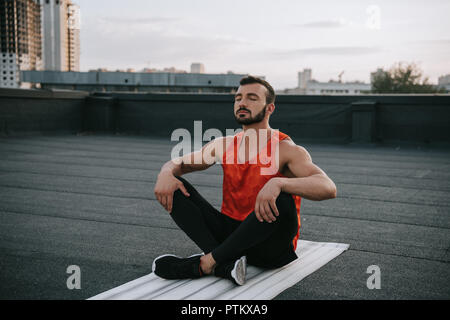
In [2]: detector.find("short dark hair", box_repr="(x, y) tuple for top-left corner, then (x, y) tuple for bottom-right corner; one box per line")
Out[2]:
(239, 75), (275, 105)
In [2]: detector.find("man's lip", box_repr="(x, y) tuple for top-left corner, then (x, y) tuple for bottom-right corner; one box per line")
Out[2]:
(237, 110), (249, 114)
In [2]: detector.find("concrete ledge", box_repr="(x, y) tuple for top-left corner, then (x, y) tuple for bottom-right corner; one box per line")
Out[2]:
(0, 87), (89, 99)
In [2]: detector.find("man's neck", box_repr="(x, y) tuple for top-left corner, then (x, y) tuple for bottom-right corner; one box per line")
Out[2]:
(240, 122), (273, 148)
(242, 121), (271, 135)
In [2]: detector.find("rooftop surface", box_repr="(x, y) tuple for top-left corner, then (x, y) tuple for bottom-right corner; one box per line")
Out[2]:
(0, 134), (449, 300)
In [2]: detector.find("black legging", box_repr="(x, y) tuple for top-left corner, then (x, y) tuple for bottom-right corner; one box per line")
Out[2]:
(170, 176), (299, 269)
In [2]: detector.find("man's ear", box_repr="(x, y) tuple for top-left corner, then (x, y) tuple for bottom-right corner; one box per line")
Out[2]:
(267, 103), (275, 115)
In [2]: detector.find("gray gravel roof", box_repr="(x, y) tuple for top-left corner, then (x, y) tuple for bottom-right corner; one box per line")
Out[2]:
(0, 134), (449, 299)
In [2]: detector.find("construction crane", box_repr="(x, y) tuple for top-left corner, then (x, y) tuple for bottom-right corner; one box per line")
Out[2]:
(338, 71), (344, 83)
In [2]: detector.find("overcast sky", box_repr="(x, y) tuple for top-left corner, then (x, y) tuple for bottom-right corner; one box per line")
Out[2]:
(75, 0), (450, 90)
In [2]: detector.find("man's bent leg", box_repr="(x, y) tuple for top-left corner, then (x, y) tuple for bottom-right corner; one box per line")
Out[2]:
(211, 192), (299, 269)
(170, 176), (237, 254)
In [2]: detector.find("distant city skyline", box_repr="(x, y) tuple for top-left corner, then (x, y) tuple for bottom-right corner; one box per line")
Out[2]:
(76, 0), (450, 90)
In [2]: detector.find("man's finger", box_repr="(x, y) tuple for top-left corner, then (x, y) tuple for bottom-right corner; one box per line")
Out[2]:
(270, 199), (280, 217)
(161, 195), (167, 209)
(167, 194), (173, 213)
(163, 195), (171, 212)
(263, 201), (275, 222)
(158, 195), (165, 210)
(166, 195), (171, 212)
(260, 202), (270, 223)
(255, 201), (263, 222)
(178, 183), (190, 197)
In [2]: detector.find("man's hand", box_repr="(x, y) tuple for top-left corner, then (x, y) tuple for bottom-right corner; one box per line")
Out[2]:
(254, 178), (282, 223)
(154, 172), (190, 213)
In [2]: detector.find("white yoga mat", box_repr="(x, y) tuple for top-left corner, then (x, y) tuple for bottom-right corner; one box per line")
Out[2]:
(89, 240), (349, 300)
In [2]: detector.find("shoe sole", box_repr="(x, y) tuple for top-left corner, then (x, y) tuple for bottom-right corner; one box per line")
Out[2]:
(231, 256), (247, 286)
(152, 253), (203, 275)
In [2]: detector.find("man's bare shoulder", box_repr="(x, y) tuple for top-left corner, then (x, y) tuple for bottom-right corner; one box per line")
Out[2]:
(279, 138), (312, 162)
(213, 135), (235, 147)
(211, 135), (236, 160)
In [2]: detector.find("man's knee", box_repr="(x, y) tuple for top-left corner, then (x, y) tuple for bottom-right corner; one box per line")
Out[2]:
(174, 175), (194, 191)
(276, 192), (295, 210)
(172, 177), (193, 210)
(274, 192), (297, 222)
(172, 188), (188, 203)
(171, 189), (193, 221)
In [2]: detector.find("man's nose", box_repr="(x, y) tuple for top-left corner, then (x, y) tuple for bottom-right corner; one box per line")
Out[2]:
(238, 99), (247, 107)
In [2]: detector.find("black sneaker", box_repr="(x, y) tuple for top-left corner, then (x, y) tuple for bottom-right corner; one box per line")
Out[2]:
(214, 256), (247, 286)
(152, 254), (203, 280)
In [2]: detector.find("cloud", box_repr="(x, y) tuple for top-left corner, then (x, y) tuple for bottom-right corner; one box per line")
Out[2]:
(80, 17), (253, 71)
(98, 16), (181, 25)
(407, 39), (450, 46)
(294, 19), (351, 29)
(272, 46), (382, 58)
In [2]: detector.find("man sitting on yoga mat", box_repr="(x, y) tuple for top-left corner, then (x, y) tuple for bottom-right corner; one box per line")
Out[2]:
(152, 76), (337, 285)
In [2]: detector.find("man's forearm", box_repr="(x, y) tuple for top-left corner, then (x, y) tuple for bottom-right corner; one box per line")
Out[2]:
(159, 158), (184, 177)
(275, 175), (337, 201)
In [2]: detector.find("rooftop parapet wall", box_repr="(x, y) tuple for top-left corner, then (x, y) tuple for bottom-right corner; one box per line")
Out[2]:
(1, 88), (449, 146)
(0, 88), (88, 136)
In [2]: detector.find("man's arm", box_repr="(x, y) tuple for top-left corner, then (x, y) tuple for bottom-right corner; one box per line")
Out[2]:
(154, 138), (219, 213)
(277, 144), (337, 201)
(159, 138), (217, 177)
(254, 142), (336, 223)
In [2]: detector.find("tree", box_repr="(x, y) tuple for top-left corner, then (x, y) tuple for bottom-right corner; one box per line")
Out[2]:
(371, 62), (446, 93)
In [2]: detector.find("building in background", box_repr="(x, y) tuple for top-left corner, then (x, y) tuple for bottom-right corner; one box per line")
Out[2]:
(370, 68), (385, 84)
(302, 79), (371, 95)
(190, 63), (205, 74)
(438, 74), (450, 92)
(0, 0), (42, 88)
(21, 70), (249, 93)
(297, 68), (311, 91)
(281, 68), (371, 95)
(42, 0), (80, 71)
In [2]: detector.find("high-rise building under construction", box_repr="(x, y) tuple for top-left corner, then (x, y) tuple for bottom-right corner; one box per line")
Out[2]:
(42, 0), (80, 72)
(0, 0), (42, 88)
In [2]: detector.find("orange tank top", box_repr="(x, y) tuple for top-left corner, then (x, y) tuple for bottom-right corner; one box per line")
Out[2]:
(220, 130), (302, 250)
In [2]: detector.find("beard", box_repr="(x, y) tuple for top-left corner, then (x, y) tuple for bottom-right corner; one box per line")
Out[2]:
(234, 105), (267, 125)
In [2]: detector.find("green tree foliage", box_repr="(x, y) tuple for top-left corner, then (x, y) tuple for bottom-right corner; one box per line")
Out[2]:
(371, 62), (446, 93)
